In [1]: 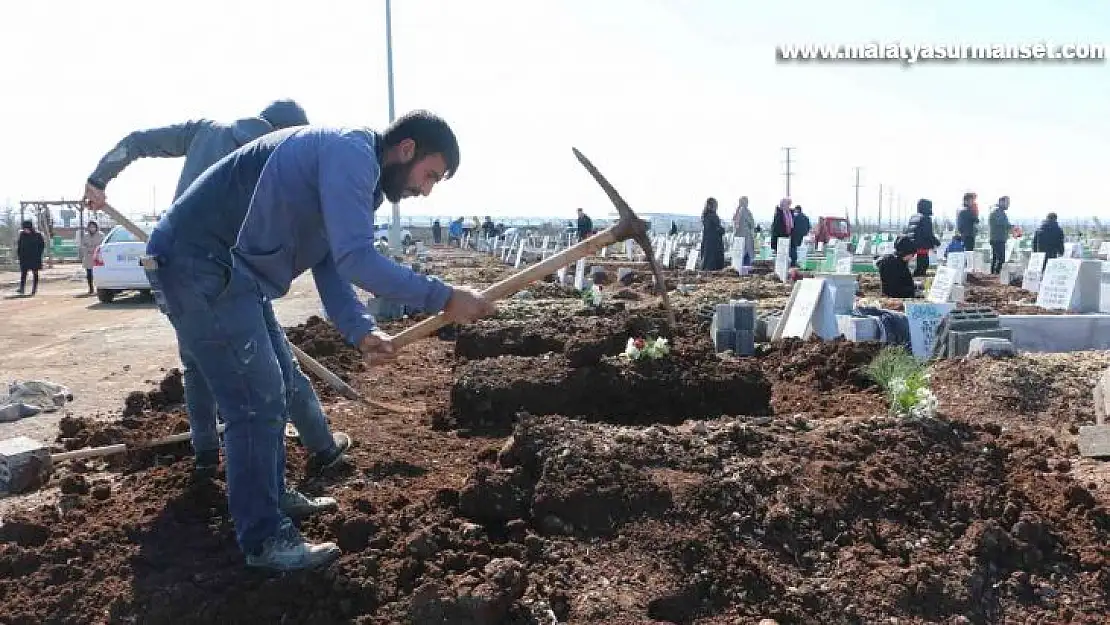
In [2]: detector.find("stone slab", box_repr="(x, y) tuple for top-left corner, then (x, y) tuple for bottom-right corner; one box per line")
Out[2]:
(999, 314), (1110, 353)
(1078, 425), (1110, 458)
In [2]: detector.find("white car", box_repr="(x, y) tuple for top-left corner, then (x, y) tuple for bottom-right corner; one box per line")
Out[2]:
(373, 224), (413, 246)
(91, 223), (156, 303)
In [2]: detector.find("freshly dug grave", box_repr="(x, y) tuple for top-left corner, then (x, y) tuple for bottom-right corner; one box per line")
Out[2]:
(448, 352), (772, 430)
(758, 338), (888, 418)
(454, 309), (675, 365)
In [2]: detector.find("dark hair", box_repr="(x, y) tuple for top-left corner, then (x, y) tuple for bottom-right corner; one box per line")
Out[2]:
(894, 235), (916, 256)
(383, 110), (460, 179)
(1047, 212), (1058, 220)
(87, 220), (99, 229)
(21, 220), (33, 229)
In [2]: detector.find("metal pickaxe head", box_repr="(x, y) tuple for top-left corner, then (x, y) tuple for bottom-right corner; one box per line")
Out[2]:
(572, 148), (675, 327)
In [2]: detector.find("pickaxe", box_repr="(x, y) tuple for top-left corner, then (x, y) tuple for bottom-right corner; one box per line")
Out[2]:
(91, 203), (405, 413)
(389, 147), (675, 350)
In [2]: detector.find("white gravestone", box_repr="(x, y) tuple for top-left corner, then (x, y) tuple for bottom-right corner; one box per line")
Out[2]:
(1021, 252), (1046, 293)
(1036, 258), (1102, 312)
(730, 237), (745, 273)
(905, 302), (955, 361)
(927, 266), (957, 303)
(775, 237), (791, 282)
(1100, 262), (1110, 314)
(573, 258), (587, 290)
(778, 278), (838, 340)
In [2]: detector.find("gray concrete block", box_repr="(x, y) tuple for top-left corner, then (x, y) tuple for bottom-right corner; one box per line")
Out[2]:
(967, 337), (1016, 359)
(713, 304), (735, 330)
(999, 314), (1110, 353)
(734, 330), (756, 356)
(730, 300), (756, 331)
(713, 329), (736, 353)
(948, 328), (1013, 358)
(837, 315), (880, 342)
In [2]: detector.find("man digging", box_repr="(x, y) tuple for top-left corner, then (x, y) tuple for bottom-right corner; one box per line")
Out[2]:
(142, 110), (496, 570)
(82, 100), (354, 483)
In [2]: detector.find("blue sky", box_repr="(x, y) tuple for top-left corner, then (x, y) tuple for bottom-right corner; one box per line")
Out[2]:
(1, 0), (1107, 226)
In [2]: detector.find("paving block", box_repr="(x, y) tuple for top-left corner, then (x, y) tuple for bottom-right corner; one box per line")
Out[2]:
(730, 300), (757, 331)
(713, 329), (736, 353)
(713, 304), (735, 331)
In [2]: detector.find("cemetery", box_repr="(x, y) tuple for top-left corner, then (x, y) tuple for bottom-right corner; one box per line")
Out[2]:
(1, 227), (1108, 624)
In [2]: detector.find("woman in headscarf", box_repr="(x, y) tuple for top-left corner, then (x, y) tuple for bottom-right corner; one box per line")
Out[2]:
(731, 196), (755, 266)
(698, 197), (726, 271)
(78, 220), (105, 295)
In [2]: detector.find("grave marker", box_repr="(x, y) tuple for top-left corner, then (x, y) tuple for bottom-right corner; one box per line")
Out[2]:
(1022, 252), (1046, 292)
(730, 237), (745, 273)
(927, 266), (957, 303)
(1100, 261), (1110, 314)
(905, 302), (955, 361)
(573, 258), (587, 290)
(774, 278), (837, 340)
(1035, 258), (1102, 312)
(513, 238), (526, 268)
(686, 247), (700, 271)
(774, 237), (791, 282)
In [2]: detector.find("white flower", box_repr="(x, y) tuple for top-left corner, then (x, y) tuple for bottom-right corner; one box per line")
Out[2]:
(623, 337), (641, 360)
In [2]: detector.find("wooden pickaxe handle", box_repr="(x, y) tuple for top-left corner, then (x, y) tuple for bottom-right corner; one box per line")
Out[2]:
(391, 226), (621, 350)
(51, 425), (225, 463)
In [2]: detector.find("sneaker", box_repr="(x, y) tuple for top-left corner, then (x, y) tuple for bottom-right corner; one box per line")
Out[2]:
(245, 519), (341, 571)
(305, 432), (352, 475)
(280, 488), (339, 519)
(193, 449), (220, 481)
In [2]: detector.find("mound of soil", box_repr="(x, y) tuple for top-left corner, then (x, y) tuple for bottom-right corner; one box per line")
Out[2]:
(449, 352), (771, 430)
(121, 368), (184, 418)
(285, 316), (365, 398)
(455, 311), (674, 367)
(758, 338), (888, 417)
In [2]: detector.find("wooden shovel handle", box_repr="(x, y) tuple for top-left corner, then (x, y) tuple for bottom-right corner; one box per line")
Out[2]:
(391, 226), (620, 350)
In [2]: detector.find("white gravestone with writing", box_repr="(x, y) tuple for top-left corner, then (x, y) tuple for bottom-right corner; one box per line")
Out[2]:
(835, 253), (853, 274)
(946, 253), (968, 284)
(778, 279), (838, 340)
(1098, 242), (1110, 259)
(1036, 258), (1102, 312)
(1005, 238), (1020, 263)
(1021, 252), (1046, 293)
(686, 247), (700, 271)
(905, 302), (955, 361)
(927, 266), (957, 303)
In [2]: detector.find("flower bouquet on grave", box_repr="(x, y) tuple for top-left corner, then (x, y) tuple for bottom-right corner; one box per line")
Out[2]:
(621, 336), (670, 362)
(581, 283), (603, 308)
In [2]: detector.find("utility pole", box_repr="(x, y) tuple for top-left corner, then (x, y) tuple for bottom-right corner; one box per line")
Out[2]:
(853, 167), (862, 229)
(385, 0), (402, 256)
(877, 184), (883, 233)
(781, 147), (795, 198)
(887, 188), (895, 231)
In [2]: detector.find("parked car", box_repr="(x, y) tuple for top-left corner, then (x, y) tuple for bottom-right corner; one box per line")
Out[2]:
(91, 223), (156, 303)
(373, 224), (413, 246)
(814, 216), (852, 244)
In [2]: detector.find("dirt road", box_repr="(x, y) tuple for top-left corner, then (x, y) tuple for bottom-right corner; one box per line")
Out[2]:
(0, 275), (324, 446)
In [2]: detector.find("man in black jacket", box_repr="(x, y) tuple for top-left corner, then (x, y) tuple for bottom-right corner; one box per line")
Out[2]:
(1032, 212), (1065, 269)
(877, 235), (918, 298)
(956, 192), (979, 251)
(16, 220), (46, 296)
(904, 199), (941, 276)
(576, 208), (593, 241)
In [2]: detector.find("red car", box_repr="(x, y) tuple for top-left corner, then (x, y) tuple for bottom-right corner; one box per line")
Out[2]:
(814, 216), (851, 244)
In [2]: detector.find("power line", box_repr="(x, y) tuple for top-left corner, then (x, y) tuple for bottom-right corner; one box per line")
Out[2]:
(781, 147), (795, 198)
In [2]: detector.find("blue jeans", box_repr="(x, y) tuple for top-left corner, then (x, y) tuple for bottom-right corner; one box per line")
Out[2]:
(145, 263), (335, 459)
(145, 250), (309, 553)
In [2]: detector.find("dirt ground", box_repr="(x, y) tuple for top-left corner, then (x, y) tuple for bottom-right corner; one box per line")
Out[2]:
(0, 248), (1107, 624)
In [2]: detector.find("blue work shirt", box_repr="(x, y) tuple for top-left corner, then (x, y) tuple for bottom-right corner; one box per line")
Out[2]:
(148, 126), (453, 346)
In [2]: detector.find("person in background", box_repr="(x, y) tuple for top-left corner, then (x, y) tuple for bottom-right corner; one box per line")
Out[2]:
(669, 221), (678, 236)
(431, 219), (442, 244)
(448, 217), (464, 245)
(1032, 212), (1065, 269)
(789, 205), (811, 267)
(78, 220), (105, 296)
(698, 197), (726, 271)
(576, 207), (593, 241)
(877, 235), (919, 298)
(770, 198), (793, 262)
(16, 220), (46, 297)
(904, 198), (941, 277)
(731, 196), (755, 266)
(988, 196), (1012, 274)
(482, 216), (495, 238)
(956, 192), (979, 251)
(945, 233), (965, 256)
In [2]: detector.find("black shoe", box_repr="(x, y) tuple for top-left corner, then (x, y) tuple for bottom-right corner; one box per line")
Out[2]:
(306, 432), (351, 475)
(193, 449), (220, 481)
